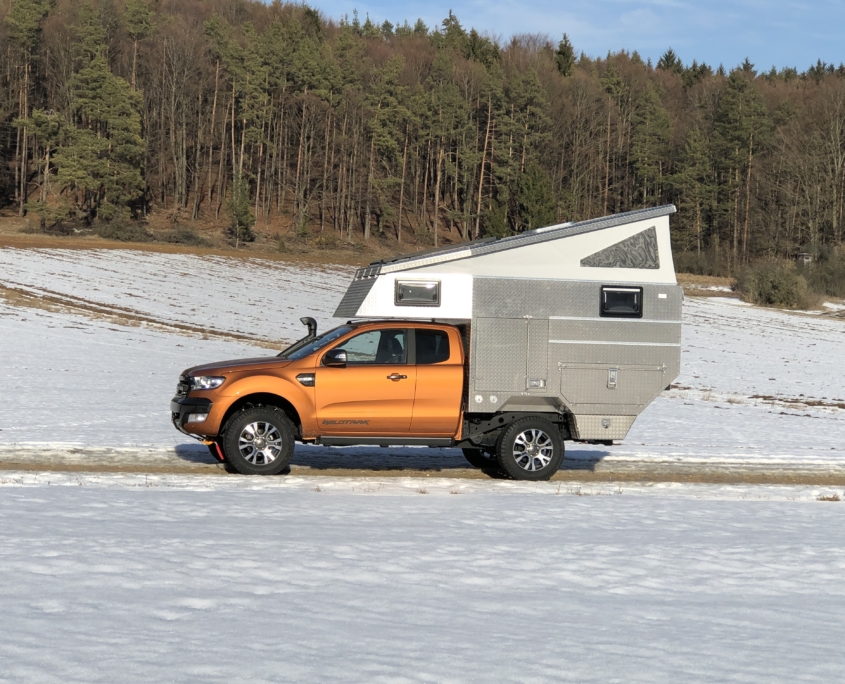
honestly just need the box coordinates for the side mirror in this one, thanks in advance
[322,349,347,368]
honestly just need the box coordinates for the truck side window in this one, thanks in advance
[332,329,407,364]
[416,329,450,364]
[600,286,643,318]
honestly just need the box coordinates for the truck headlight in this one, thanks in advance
[190,376,225,390]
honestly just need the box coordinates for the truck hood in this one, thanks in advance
[185,357,292,375]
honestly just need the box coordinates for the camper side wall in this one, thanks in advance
[468,277,682,440]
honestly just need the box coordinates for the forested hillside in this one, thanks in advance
[2,0,845,270]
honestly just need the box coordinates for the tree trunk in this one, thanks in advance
[742,132,754,262]
[207,60,220,210]
[433,144,444,247]
[398,125,408,242]
[474,96,492,239]
[364,132,375,240]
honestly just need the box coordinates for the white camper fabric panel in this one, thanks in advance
[411,216,676,284]
[355,272,473,319]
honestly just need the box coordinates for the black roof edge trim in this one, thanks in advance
[368,236,499,268]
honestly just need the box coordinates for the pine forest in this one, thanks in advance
[3,0,845,278]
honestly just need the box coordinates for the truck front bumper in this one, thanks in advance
[171,396,214,437]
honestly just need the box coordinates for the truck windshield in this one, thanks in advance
[281,325,353,360]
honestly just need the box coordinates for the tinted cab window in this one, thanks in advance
[416,329,450,364]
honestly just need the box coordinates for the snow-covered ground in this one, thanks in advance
[0,247,353,342]
[1,485,843,683]
[2,247,845,681]
[2,246,844,468]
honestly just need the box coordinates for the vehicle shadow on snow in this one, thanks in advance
[173,442,219,464]
[172,443,611,475]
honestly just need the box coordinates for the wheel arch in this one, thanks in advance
[219,393,303,438]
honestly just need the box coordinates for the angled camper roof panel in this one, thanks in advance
[377,204,676,274]
[333,205,678,318]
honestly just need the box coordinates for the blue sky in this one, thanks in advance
[315,0,845,72]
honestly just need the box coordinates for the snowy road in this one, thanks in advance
[1,485,843,683]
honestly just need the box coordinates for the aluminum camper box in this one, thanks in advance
[334,204,682,442]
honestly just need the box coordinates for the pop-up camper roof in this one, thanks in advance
[335,204,677,319]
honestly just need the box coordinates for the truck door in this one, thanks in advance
[316,328,416,434]
[409,327,464,435]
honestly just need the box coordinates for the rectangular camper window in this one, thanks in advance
[395,280,440,307]
[600,286,643,318]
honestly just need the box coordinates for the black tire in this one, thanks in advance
[495,416,564,481]
[462,447,497,470]
[221,407,295,475]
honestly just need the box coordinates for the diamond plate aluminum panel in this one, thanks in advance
[526,318,549,391]
[560,363,667,408]
[474,279,682,320]
[461,276,681,420]
[573,415,636,440]
[549,319,681,344]
[471,318,527,392]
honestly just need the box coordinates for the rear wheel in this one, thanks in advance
[221,407,295,475]
[496,417,564,481]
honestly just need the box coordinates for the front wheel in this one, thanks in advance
[221,407,295,475]
[496,417,564,481]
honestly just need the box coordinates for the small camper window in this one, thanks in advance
[395,280,440,307]
[600,286,643,318]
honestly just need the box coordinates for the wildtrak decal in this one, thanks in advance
[322,419,370,425]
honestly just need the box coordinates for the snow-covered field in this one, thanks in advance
[1,246,844,468]
[1,486,844,683]
[2,246,845,681]
[0,247,353,342]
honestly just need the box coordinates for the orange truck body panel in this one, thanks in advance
[176,322,466,441]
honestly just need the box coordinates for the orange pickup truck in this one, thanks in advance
[171,318,567,480]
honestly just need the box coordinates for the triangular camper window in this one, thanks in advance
[580,227,660,269]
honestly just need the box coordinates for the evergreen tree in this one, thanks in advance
[657,48,683,75]
[5,0,55,213]
[631,84,671,206]
[515,162,555,230]
[226,173,255,245]
[124,0,151,91]
[555,34,575,77]
[365,56,409,238]
[52,3,145,222]
[713,70,771,260]
[673,126,713,253]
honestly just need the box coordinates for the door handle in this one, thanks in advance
[386,373,408,381]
